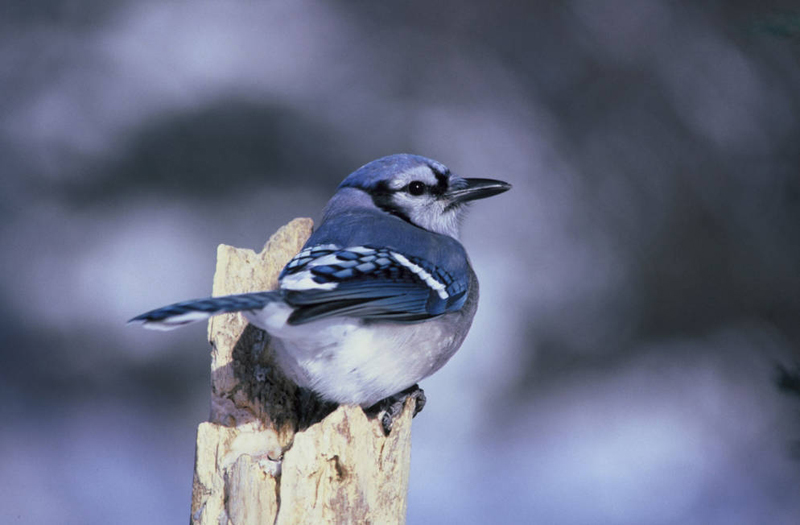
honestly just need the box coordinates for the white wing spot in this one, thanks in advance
[309,253,344,266]
[281,271,338,291]
[390,252,449,300]
[282,244,345,291]
[294,244,339,260]
[345,246,376,254]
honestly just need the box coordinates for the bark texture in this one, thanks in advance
[190,218,416,525]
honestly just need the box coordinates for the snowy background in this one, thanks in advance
[2,1,799,523]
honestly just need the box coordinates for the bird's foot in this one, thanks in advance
[365,384,427,435]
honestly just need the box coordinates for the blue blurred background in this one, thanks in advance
[2,1,800,523]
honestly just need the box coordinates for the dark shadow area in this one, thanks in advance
[0,0,120,29]
[223,323,338,432]
[776,363,800,458]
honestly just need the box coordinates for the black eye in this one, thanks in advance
[407,181,426,196]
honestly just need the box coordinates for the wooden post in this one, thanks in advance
[190,218,417,525]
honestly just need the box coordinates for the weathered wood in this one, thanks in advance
[190,218,416,525]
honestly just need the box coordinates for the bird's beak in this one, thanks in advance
[447,178,512,205]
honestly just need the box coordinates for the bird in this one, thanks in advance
[130,154,510,429]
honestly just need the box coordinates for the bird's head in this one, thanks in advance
[335,154,511,238]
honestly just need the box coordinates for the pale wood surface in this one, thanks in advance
[190,218,415,525]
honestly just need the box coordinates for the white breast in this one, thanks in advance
[243,304,460,406]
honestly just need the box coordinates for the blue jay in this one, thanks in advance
[131,154,510,425]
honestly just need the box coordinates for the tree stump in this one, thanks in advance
[190,218,416,525]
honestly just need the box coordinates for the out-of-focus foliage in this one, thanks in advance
[1,1,799,524]
[752,10,800,40]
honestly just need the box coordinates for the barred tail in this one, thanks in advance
[128,291,280,331]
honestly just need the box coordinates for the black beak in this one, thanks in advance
[447,178,512,205]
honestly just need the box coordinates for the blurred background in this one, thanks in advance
[2,1,800,523]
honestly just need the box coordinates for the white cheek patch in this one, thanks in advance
[405,199,460,239]
[390,252,449,300]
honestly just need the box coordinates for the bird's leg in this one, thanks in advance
[364,384,427,435]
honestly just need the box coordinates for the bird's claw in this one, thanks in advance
[366,384,427,435]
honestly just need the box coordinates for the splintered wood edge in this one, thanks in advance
[208,217,314,341]
[275,401,415,525]
[192,217,415,525]
[207,218,313,400]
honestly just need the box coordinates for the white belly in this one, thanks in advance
[244,303,459,406]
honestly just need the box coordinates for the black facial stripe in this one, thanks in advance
[431,172,449,196]
[369,182,412,223]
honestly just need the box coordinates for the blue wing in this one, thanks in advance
[278,245,469,324]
